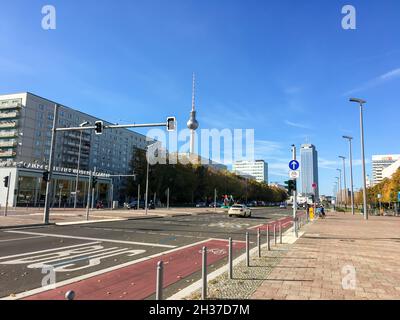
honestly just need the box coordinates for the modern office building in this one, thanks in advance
[382,158,400,180]
[0,92,152,207]
[300,144,319,199]
[232,160,268,183]
[372,154,400,185]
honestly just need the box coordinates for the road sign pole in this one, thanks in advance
[201,246,207,300]
[228,237,233,279]
[291,145,298,238]
[246,232,250,267]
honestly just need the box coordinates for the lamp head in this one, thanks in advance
[349,98,366,104]
[342,135,353,140]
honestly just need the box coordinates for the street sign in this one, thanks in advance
[289,160,299,171]
[289,170,300,179]
[312,182,317,189]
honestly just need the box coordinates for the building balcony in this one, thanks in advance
[0,130,18,138]
[0,103,21,110]
[0,121,18,129]
[0,140,17,148]
[0,150,16,158]
[0,111,19,119]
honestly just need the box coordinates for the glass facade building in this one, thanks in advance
[300,144,319,199]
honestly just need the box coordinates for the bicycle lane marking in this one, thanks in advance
[17,239,245,300]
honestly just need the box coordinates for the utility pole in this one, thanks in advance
[43,104,59,224]
[137,184,140,210]
[291,144,298,238]
[339,156,347,210]
[167,187,170,210]
[343,136,355,215]
[337,168,342,208]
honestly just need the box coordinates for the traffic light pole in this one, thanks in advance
[86,170,92,220]
[43,104,59,224]
[291,145,298,238]
[4,172,11,217]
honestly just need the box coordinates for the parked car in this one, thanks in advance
[126,200,155,210]
[195,202,207,208]
[209,202,223,208]
[228,204,252,217]
[279,203,287,209]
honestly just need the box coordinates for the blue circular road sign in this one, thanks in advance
[289,160,300,170]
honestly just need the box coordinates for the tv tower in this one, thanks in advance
[186,73,199,154]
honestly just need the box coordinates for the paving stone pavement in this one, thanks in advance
[252,212,400,300]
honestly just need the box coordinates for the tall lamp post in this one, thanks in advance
[74,121,90,208]
[349,98,368,220]
[339,156,347,210]
[336,168,342,208]
[145,142,159,215]
[343,136,355,215]
[335,176,340,208]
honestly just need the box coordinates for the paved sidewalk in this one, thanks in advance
[252,212,400,300]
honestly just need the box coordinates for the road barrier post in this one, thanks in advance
[228,237,233,279]
[246,232,250,267]
[267,226,270,251]
[257,228,261,257]
[202,246,207,300]
[274,224,277,245]
[279,223,282,244]
[156,261,164,300]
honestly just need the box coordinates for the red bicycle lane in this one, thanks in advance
[23,239,245,300]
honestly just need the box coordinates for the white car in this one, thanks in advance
[228,204,252,217]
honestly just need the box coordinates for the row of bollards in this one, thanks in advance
[154,217,309,300]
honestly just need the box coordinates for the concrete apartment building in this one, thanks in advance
[232,160,268,183]
[372,154,400,185]
[0,92,151,207]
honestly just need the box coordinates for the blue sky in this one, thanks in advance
[1,0,400,196]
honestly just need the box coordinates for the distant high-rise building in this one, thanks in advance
[300,144,319,199]
[372,154,400,185]
[232,160,268,183]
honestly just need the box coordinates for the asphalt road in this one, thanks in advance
[0,207,294,300]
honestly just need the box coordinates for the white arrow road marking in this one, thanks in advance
[5,230,176,248]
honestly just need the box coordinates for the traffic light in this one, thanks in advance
[91,176,98,188]
[3,176,9,188]
[94,121,104,135]
[42,170,50,182]
[166,117,176,132]
[284,179,297,194]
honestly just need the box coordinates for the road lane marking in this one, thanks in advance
[5,230,176,248]
[0,242,100,261]
[2,238,215,300]
[0,236,46,243]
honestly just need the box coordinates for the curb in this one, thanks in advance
[0,223,55,230]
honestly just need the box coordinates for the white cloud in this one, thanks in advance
[284,120,310,130]
[344,67,400,95]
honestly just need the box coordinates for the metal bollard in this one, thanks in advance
[156,261,163,300]
[273,224,277,245]
[65,290,75,300]
[279,223,282,244]
[246,232,250,267]
[257,228,261,258]
[228,237,233,279]
[267,226,270,251]
[202,246,207,300]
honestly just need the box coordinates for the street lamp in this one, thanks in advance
[74,121,90,208]
[349,98,368,220]
[145,142,159,215]
[343,136,355,215]
[339,156,347,210]
[336,168,342,208]
[335,177,340,208]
